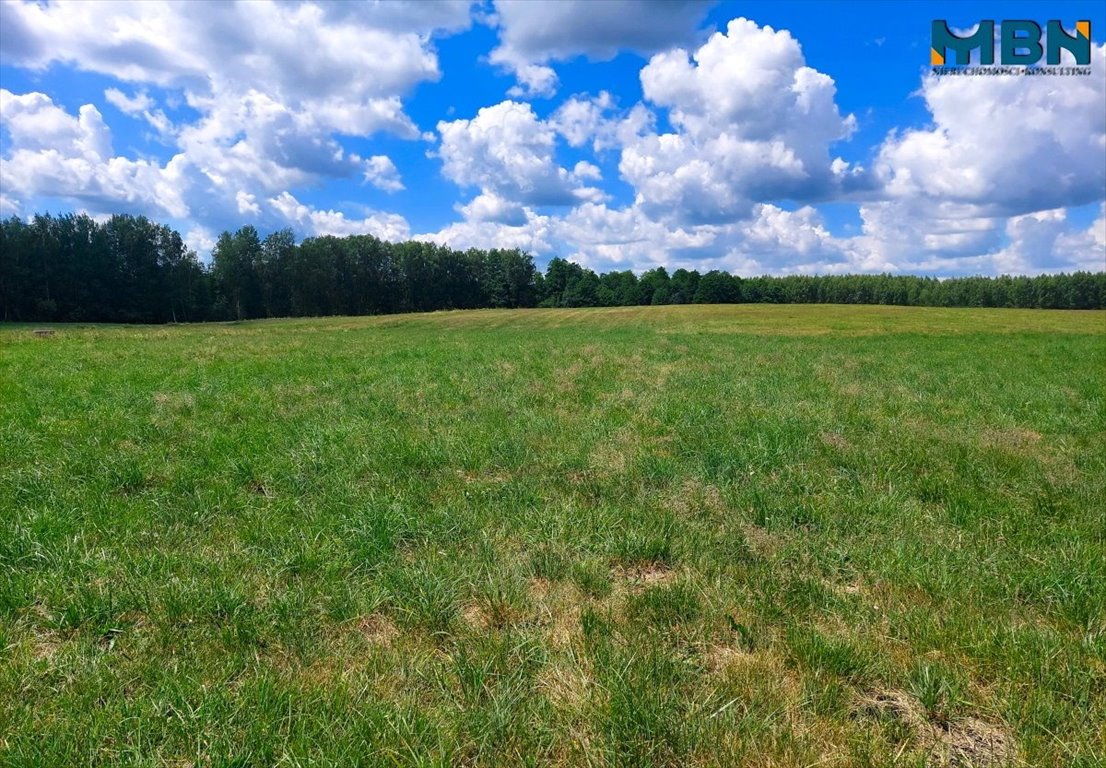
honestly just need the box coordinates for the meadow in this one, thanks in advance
[1,304,1103,767]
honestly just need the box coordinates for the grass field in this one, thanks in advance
[2,305,1104,767]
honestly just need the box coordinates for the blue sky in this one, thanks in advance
[1,0,1104,276]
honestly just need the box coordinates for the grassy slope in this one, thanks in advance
[1,305,1104,766]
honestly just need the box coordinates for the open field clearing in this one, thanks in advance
[1,305,1104,766]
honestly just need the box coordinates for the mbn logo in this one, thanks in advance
[931,20,1091,65]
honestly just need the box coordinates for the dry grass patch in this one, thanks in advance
[528,578,587,650]
[454,467,512,485]
[588,434,635,476]
[719,646,806,719]
[537,654,595,715]
[859,689,1019,768]
[830,579,865,599]
[611,562,679,594]
[27,626,65,663]
[357,613,399,648]
[459,602,485,630]
[820,431,851,450]
[668,478,727,518]
[700,642,755,674]
[978,426,1079,484]
[741,523,785,558]
[152,391,196,411]
[980,427,1042,453]
[291,613,404,688]
[936,717,1018,768]
[554,360,586,394]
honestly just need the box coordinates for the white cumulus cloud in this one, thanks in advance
[622,18,859,225]
[489,0,713,98]
[418,208,555,253]
[876,43,1106,216]
[0,0,468,251]
[269,192,411,241]
[456,193,528,226]
[856,41,1106,272]
[436,100,603,208]
[364,155,405,193]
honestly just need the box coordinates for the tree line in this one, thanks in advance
[2,212,1103,323]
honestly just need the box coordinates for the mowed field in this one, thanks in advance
[1,305,1104,767]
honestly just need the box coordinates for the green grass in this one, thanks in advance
[1,304,1104,766]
